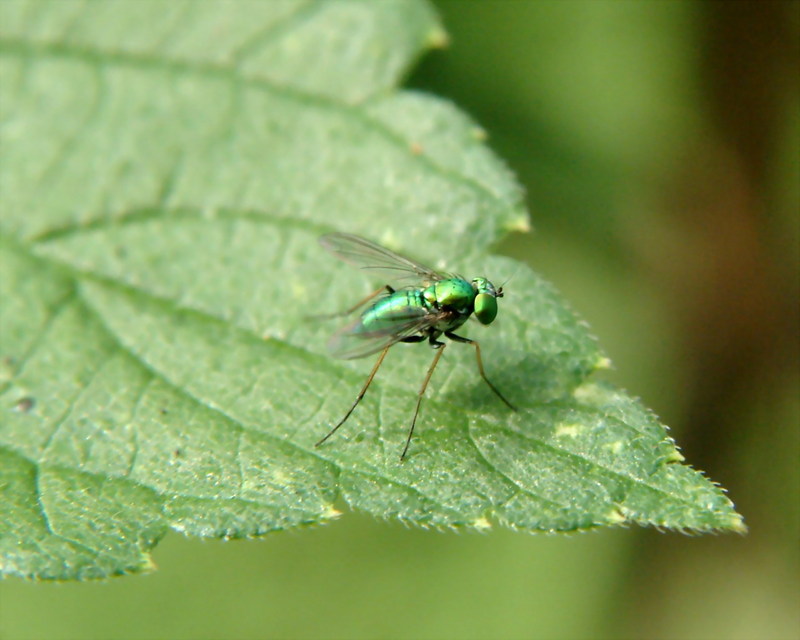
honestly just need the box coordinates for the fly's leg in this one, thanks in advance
[401,337,446,460]
[316,346,390,448]
[308,286,394,320]
[445,332,517,411]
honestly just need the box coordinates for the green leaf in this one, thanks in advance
[0,0,744,581]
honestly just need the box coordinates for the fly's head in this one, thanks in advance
[471,277,503,325]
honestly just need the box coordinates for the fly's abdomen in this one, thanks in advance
[359,290,429,334]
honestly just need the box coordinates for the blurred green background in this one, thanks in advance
[2,2,797,639]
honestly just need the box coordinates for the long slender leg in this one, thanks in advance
[401,343,446,460]
[316,346,390,447]
[445,332,517,411]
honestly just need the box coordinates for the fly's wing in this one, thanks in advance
[327,306,439,360]
[320,233,446,285]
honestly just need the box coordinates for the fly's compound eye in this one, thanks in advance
[474,292,498,325]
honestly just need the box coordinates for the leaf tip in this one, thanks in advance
[504,213,531,234]
[324,506,343,520]
[472,517,492,532]
[727,513,748,535]
[594,355,613,371]
[470,126,488,142]
[426,26,449,50]
[139,554,158,574]
[606,507,628,526]
[664,448,685,463]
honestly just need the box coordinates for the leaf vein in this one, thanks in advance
[490,422,709,512]
[0,286,76,396]
[229,0,320,65]
[0,39,510,215]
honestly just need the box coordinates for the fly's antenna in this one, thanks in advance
[499,266,522,291]
[493,266,521,297]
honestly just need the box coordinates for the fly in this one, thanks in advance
[316,232,516,459]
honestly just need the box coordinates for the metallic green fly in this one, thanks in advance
[316,233,516,459]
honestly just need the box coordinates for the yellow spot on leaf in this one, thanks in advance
[291,281,307,299]
[604,440,625,455]
[555,423,582,438]
[573,382,602,403]
[378,230,399,251]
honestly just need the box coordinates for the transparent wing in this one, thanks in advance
[327,308,442,360]
[320,233,446,284]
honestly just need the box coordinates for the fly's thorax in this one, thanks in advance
[423,278,475,312]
